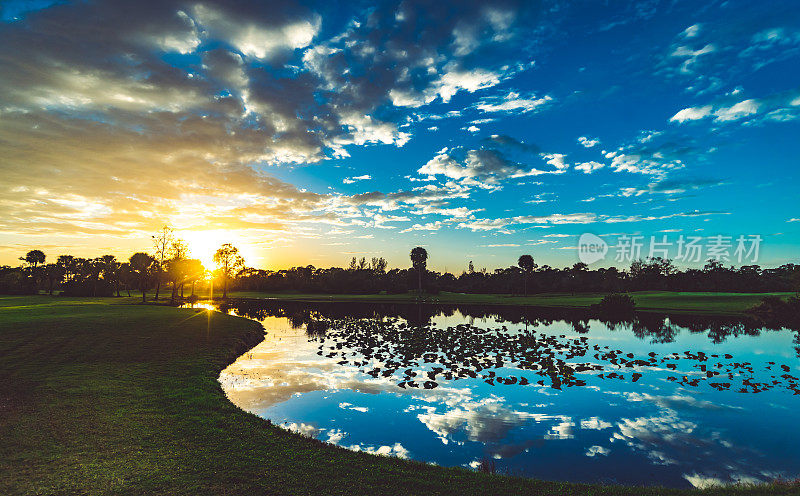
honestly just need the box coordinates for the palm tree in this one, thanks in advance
[517,254,536,296]
[410,247,428,295]
[129,252,155,302]
[20,250,46,291]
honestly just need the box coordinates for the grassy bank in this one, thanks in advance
[1,295,796,495]
[193,290,795,315]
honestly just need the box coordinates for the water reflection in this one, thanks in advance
[199,300,800,488]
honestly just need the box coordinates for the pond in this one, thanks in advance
[197,299,800,489]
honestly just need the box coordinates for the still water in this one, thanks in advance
[201,300,800,489]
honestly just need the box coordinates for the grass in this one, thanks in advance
[1,295,797,495]
[190,290,795,315]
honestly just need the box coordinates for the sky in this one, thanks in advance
[0,0,798,271]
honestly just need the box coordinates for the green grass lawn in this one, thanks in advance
[1,295,797,495]
[192,290,794,315]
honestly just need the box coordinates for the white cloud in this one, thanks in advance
[575,161,604,174]
[476,91,552,113]
[435,65,501,103]
[338,402,369,412]
[713,99,760,122]
[585,445,610,457]
[670,105,712,123]
[418,149,564,188]
[577,136,600,148]
[542,153,569,170]
[581,417,613,430]
[670,43,715,74]
[343,175,372,184]
[347,442,410,459]
[682,24,701,38]
[192,4,320,60]
[400,221,444,233]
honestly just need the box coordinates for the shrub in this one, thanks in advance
[747,296,800,328]
[592,292,636,317]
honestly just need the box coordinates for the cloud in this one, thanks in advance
[617,177,725,197]
[475,91,552,113]
[602,133,699,176]
[416,396,569,445]
[682,24,701,39]
[457,210,728,232]
[581,417,613,430]
[417,148,565,189]
[585,445,610,457]
[577,136,600,148]
[671,93,800,126]
[343,175,372,184]
[574,161,605,174]
[400,221,445,233]
[670,105,712,122]
[670,43,716,74]
[0,0,557,253]
[347,442,410,459]
[713,99,760,122]
[192,4,320,60]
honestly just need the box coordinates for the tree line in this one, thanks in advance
[0,227,244,302]
[238,248,799,295]
[2,240,798,298]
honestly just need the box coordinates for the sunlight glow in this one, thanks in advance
[179,230,259,270]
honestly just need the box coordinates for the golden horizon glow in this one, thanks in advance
[179,229,261,271]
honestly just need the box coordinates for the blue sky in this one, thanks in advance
[0,0,797,270]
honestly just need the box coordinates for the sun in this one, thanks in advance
[179,230,259,271]
[180,231,220,269]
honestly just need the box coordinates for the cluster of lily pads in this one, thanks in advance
[313,318,800,394]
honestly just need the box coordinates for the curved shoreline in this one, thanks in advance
[1,295,797,495]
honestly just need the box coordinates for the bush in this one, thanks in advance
[747,296,800,328]
[592,292,636,317]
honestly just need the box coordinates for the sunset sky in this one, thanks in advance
[1,0,798,271]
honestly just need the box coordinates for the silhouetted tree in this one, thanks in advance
[21,249,45,268]
[119,262,133,296]
[214,243,245,299]
[151,225,175,300]
[517,254,536,296]
[167,239,189,303]
[129,252,155,302]
[410,247,428,294]
[183,259,205,297]
[43,263,62,295]
[371,257,387,273]
[99,255,121,297]
[20,249,46,291]
[56,255,76,283]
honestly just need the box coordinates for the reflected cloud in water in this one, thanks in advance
[199,300,800,488]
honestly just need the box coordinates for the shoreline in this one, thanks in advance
[189,290,795,317]
[1,295,798,495]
